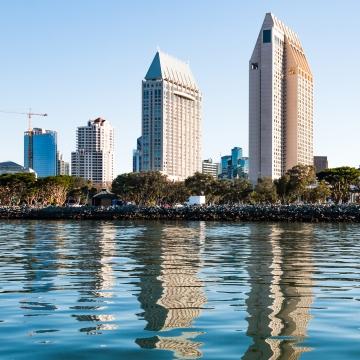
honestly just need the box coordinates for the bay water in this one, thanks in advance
[0,220,359,359]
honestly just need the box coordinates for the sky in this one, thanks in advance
[0,0,359,175]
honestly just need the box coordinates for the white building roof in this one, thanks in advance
[145,51,198,90]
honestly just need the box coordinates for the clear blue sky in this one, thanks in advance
[0,0,359,174]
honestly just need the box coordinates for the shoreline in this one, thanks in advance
[1,204,360,222]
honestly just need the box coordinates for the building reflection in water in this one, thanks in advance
[71,221,118,334]
[135,222,207,359]
[243,224,314,360]
[20,221,69,314]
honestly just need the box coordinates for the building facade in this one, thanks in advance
[24,128,57,177]
[202,159,219,179]
[249,13,313,184]
[314,156,328,174]
[140,51,202,181]
[71,118,114,186]
[57,152,70,176]
[220,147,249,179]
[132,136,142,173]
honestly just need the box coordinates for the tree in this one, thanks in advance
[274,174,291,204]
[210,179,232,204]
[0,173,36,205]
[163,181,189,205]
[317,167,360,203]
[112,172,169,205]
[184,172,215,197]
[252,177,278,203]
[306,180,331,204]
[286,165,316,202]
[275,165,316,203]
[223,178,253,204]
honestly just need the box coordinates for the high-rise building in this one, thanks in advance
[132,136,142,173]
[202,159,219,179]
[140,51,202,181]
[249,13,313,184]
[314,156,328,174]
[219,147,249,179]
[220,155,232,179]
[57,152,70,176]
[71,118,114,186]
[24,128,57,177]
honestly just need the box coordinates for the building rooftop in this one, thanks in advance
[145,51,198,90]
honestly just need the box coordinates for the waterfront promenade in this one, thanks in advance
[1,204,360,222]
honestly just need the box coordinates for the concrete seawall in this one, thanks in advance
[1,205,360,222]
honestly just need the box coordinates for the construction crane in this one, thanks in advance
[0,109,48,170]
[0,109,48,131]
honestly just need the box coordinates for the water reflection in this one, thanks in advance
[243,224,314,359]
[135,222,207,359]
[71,222,118,334]
[2,220,359,359]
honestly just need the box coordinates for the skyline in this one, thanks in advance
[0,1,359,175]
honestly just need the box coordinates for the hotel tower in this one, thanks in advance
[140,51,202,181]
[249,13,313,184]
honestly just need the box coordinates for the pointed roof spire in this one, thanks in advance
[144,50,198,90]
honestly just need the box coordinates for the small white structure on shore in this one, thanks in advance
[187,195,206,206]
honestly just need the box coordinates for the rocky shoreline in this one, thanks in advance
[1,204,360,222]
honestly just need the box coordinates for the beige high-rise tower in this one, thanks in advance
[141,51,202,181]
[249,13,313,184]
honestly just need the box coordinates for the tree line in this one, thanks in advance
[0,173,96,206]
[112,165,360,206]
[1,165,359,207]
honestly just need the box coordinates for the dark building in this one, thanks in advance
[314,156,328,174]
[133,136,142,172]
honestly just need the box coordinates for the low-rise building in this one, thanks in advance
[0,161,36,176]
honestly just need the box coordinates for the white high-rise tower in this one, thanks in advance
[141,51,202,181]
[71,118,114,186]
[249,13,313,184]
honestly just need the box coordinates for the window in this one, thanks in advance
[263,29,271,43]
[251,62,258,70]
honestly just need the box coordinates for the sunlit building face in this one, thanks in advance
[249,13,314,183]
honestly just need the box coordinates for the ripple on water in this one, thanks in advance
[0,220,359,359]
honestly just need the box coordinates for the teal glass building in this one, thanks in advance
[24,128,57,177]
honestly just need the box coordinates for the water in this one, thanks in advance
[0,221,359,360]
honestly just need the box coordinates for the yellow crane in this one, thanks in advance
[0,109,48,131]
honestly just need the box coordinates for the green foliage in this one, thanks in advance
[317,167,360,203]
[252,177,278,203]
[112,172,177,206]
[306,180,331,204]
[0,174,94,206]
[184,172,215,196]
[275,165,316,203]
[223,178,253,204]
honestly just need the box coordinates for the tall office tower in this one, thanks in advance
[71,118,114,186]
[141,51,202,181]
[56,152,70,176]
[24,128,57,177]
[249,13,314,184]
[132,136,142,173]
